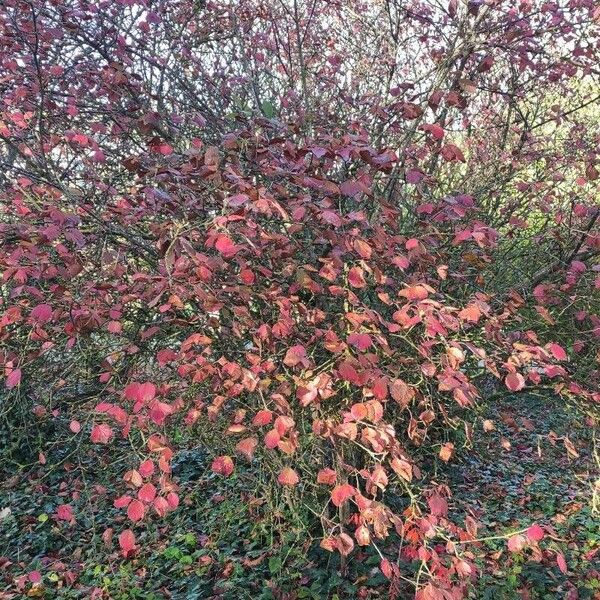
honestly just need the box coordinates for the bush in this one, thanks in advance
[1,1,598,596]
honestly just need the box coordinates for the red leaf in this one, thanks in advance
[157,349,178,365]
[354,525,371,546]
[149,400,173,426]
[347,333,372,351]
[392,255,410,270]
[317,468,337,485]
[526,523,545,542]
[138,483,157,503]
[507,534,527,552]
[158,142,173,155]
[214,234,239,257]
[399,284,430,301]
[340,179,363,197]
[336,532,355,556]
[127,499,145,522]
[55,504,73,521]
[167,492,179,509]
[114,495,133,509]
[69,420,81,433]
[389,379,414,407]
[338,361,360,384]
[556,552,568,574]
[347,266,366,288]
[458,304,482,323]
[353,239,372,259]
[240,269,255,284]
[427,493,448,517]
[277,467,300,486]
[90,424,113,444]
[236,437,258,460]
[421,123,445,140]
[118,529,136,558]
[405,169,424,184]
[30,303,53,323]
[350,403,368,421]
[211,455,234,476]
[505,372,525,391]
[390,458,413,482]
[6,368,21,389]
[138,460,155,478]
[264,429,281,449]
[28,571,42,584]
[331,484,355,507]
[123,469,143,488]
[252,410,273,427]
[548,343,567,361]
[439,442,454,462]
[372,377,388,400]
[380,558,393,579]
[441,143,465,162]
[124,382,156,404]
[153,496,169,517]
[283,345,307,367]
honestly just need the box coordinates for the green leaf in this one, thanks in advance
[261,101,275,118]
[268,556,282,573]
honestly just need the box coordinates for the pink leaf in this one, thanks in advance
[114,495,133,509]
[317,468,337,485]
[90,424,113,444]
[421,123,445,140]
[252,410,273,427]
[214,234,239,257]
[556,552,568,574]
[264,429,280,449]
[30,303,53,323]
[138,483,157,503]
[6,368,22,389]
[240,269,255,284]
[526,523,545,542]
[118,529,136,557]
[55,504,73,521]
[153,496,169,517]
[28,571,42,584]
[283,345,307,367]
[166,492,179,509]
[548,343,567,361]
[427,493,448,517]
[505,372,525,392]
[340,179,363,197]
[405,169,424,184]
[277,467,300,486]
[347,333,372,351]
[138,459,155,478]
[347,266,366,288]
[331,484,355,507]
[508,534,527,552]
[236,437,258,461]
[127,499,145,522]
[123,382,156,404]
[211,455,234,476]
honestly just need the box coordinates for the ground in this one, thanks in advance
[0,392,598,599]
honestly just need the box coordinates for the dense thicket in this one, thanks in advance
[1,1,599,596]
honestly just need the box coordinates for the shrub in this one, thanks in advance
[1,1,598,596]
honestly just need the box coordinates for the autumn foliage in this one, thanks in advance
[1,0,599,597]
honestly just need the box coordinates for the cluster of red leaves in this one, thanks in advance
[0,0,599,596]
